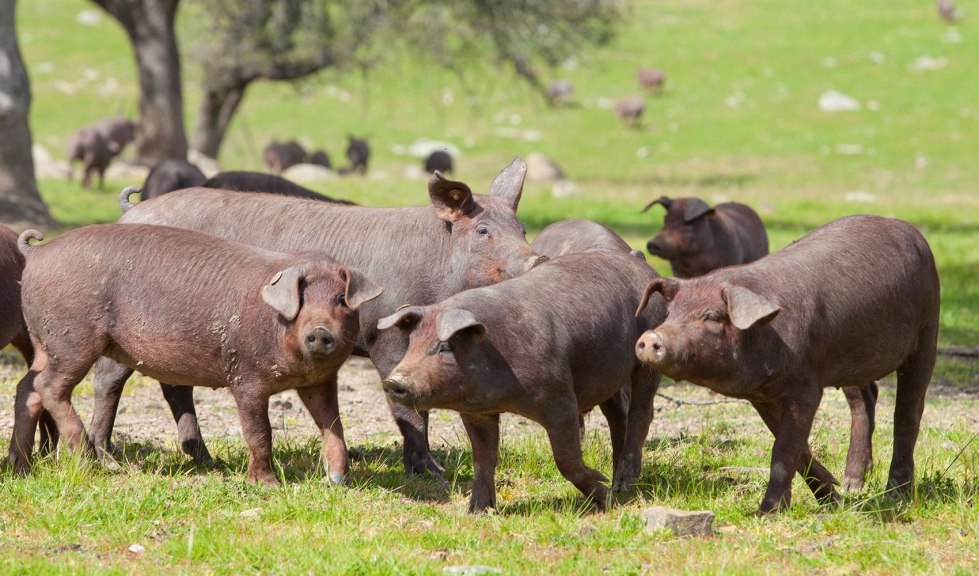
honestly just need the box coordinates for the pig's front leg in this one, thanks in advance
[297,377,348,485]
[231,385,279,486]
[460,413,500,513]
[613,365,662,492]
[540,400,609,509]
[841,382,878,492]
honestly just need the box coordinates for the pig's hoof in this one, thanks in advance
[328,471,347,485]
[841,476,865,493]
[249,472,282,487]
[406,453,445,479]
[8,455,31,476]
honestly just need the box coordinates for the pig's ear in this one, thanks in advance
[641,196,672,213]
[377,306,424,333]
[636,277,679,316]
[262,267,305,321]
[682,198,714,223]
[488,156,527,212]
[340,268,384,311]
[429,172,476,221]
[436,309,487,342]
[724,286,780,330]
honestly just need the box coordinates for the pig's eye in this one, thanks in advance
[435,341,454,356]
[476,226,490,237]
[703,312,722,323]
[335,293,348,308]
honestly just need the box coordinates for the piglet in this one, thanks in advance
[635,215,939,514]
[13,224,383,484]
[643,196,768,278]
[378,250,666,512]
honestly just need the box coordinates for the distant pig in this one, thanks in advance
[263,140,307,173]
[66,127,114,189]
[90,115,136,154]
[642,196,768,278]
[615,97,645,128]
[310,150,331,170]
[379,249,666,512]
[345,136,370,175]
[634,215,939,514]
[13,225,383,483]
[141,160,207,201]
[637,68,665,93]
[424,151,453,174]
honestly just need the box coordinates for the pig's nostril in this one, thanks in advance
[652,341,662,351]
[637,341,646,351]
[382,380,409,398]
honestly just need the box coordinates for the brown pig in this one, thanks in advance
[642,196,768,278]
[531,219,636,258]
[634,215,939,514]
[378,249,666,512]
[90,158,543,477]
[12,225,383,484]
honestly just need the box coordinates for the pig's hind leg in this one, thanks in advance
[841,382,878,492]
[297,376,348,485]
[540,399,610,509]
[30,348,99,460]
[612,365,661,492]
[598,392,627,478]
[460,413,500,513]
[160,383,212,465]
[886,327,937,498]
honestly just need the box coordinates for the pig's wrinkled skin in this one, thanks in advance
[0,227,59,462]
[643,196,768,278]
[13,224,382,484]
[379,250,667,512]
[91,158,542,477]
[635,215,939,514]
[141,160,207,201]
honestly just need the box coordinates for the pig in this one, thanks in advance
[263,140,307,173]
[615,96,645,128]
[642,196,769,278]
[12,224,383,483]
[531,219,635,258]
[202,171,352,204]
[310,150,331,170]
[88,158,543,476]
[637,68,665,93]
[424,151,453,175]
[66,127,114,189]
[0,227,58,460]
[90,115,136,154]
[378,249,666,512]
[341,137,370,175]
[938,0,958,22]
[634,215,939,514]
[141,160,207,201]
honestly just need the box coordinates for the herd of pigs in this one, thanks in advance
[6,154,939,516]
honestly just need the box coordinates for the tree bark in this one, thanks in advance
[92,0,187,165]
[191,80,248,159]
[0,0,57,231]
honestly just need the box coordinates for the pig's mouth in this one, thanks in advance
[382,374,433,411]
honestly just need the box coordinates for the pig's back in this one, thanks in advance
[531,220,632,257]
[716,202,768,262]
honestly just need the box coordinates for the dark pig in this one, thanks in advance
[378,250,666,512]
[424,151,453,175]
[0,227,58,466]
[642,196,768,278]
[202,171,352,204]
[634,215,939,514]
[91,115,136,154]
[310,150,331,170]
[263,140,306,173]
[141,160,207,201]
[345,136,370,175]
[66,127,114,189]
[13,225,382,483]
[93,158,543,477]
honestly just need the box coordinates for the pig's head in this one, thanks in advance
[262,263,384,370]
[634,277,781,386]
[377,305,501,412]
[430,156,546,293]
[642,196,716,266]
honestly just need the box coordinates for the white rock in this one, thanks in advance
[403,165,428,180]
[187,149,222,178]
[405,139,461,159]
[835,143,864,155]
[818,90,861,112]
[551,180,577,198]
[32,144,70,179]
[909,56,948,72]
[845,191,877,203]
[281,163,335,182]
[76,10,103,26]
[443,567,502,575]
[240,508,262,518]
[642,506,715,537]
[128,544,145,554]
[104,161,150,182]
[526,153,564,182]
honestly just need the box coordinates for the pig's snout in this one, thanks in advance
[382,373,413,404]
[647,237,664,256]
[635,331,667,365]
[303,326,337,359]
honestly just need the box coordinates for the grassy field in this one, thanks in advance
[8,0,979,573]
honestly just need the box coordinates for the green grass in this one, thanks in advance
[10,0,979,572]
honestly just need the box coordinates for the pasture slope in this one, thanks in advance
[3,0,977,573]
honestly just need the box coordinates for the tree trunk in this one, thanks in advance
[0,0,57,231]
[93,0,187,165]
[191,80,249,159]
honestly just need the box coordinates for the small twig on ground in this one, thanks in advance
[656,392,749,406]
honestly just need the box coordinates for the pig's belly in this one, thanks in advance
[104,344,230,389]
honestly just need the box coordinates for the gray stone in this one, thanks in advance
[642,506,715,537]
[526,153,564,182]
[443,566,502,575]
